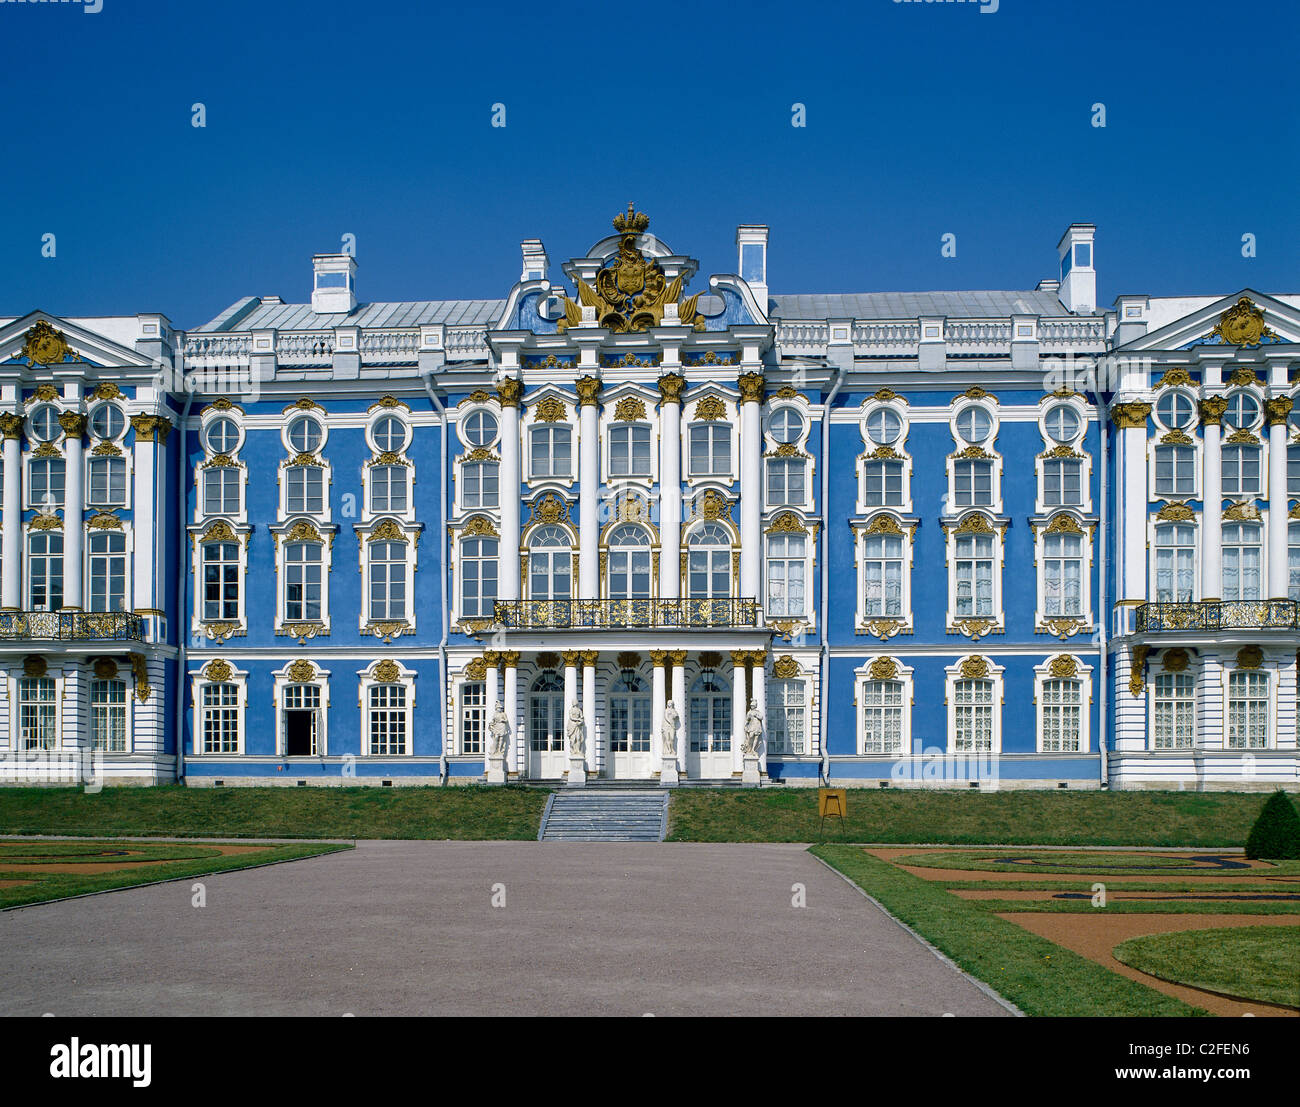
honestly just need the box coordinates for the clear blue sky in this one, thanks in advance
[1,0,1295,330]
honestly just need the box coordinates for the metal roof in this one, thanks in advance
[194,298,505,333]
[769,290,1083,320]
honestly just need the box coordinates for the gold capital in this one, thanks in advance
[1198,395,1228,424]
[1110,402,1151,429]
[501,650,521,667]
[561,650,583,667]
[57,411,87,438]
[0,413,23,439]
[575,376,601,407]
[737,372,765,405]
[580,649,599,666]
[649,649,668,667]
[657,373,686,404]
[668,649,687,666]
[1264,396,1293,426]
[497,378,523,408]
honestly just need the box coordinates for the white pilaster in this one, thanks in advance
[739,373,763,599]
[61,414,85,609]
[1201,405,1224,600]
[750,651,767,775]
[1114,403,1150,604]
[578,380,600,600]
[1267,408,1289,599]
[485,654,500,754]
[651,651,666,763]
[582,652,597,774]
[731,650,747,775]
[658,374,684,598]
[1,427,21,609]
[498,380,522,601]
[670,653,686,735]
[130,415,159,612]
[503,653,519,774]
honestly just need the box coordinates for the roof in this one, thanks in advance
[194,297,505,333]
[769,290,1082,320]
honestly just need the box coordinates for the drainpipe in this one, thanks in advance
[819,363,845,785]
[173,385,195,784]
[1097,388,1109,788]
[421,369,451,785]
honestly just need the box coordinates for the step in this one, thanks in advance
[538,791,669,843]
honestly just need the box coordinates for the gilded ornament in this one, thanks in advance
[773,442,799,457]
[873,389,899,402]
[668,649,687,666]
[864,618,903,639]
[697,652,722,670]
[1044,618,1086,641]
[57,411,86,437]
[32,442,61,458]
[575,376,602,407]
[368,395,409,412]
[1155,367,1193,389]
[1048,655,1078,679]
[23,655,48,679]
[863,515,904,536]
[1224,428,1260,446]
[464,657,488,680]
[1159,429,1194,445]
[30,514,62,531]
[1198,396,1228,424]
[205,659,233,683]
[1044,514,1084,534]
[92,441,123,457]
[953,445,992,460]
[1236,645,1263,671]
[616,651,641,671]
[556,205,703,334]
[370,519,405,543]
[580,649,599,666]
[954,618,995,640]
[561,650,583,667]
[693,395,726,421]
[533,493,568,525]
[287,521,323,543]
[954,514,995,535]
[649,649,669,667]
[204,623,239,642]
[1212,298,1276,347]
[869,657,898,682]
[1041,444,1081,459]
[775,386,799,400]
[737,373,766,405]
[286,452,320,467]
[729,649,750,667]
[465,447,495,462]
[536,652,560,670]
[373,660,401,683]
[286,398,322,412]
[463,516,499,538]
[87,512,123,530]
[500,650,520,666]
[773,655,800,680]
[962,387,994,402]
[869,445,900,460]
[34,384,59,402]
[0,413,24,439]
[202,520,237,543]
[613,395,648,422]
[1156,501,1196,522]
[496,379,523,408]
[465,389,494,406]
[767,512,807,534]
[95,382,124,401]
[374,451,407,466]
[1161,648,1190,673]
[93,658,119,681]
[533,395,567,423]
[1227,367,1261,387]
[657,374,686,404]
[20,321,73,365]
[287,659,317,683]
[960,656,989,680]
[1110,402,1151,429]
[1128,645,1150,697]
[1223,501,1262,522]
[697,489,729,521]
[1264,396,1293,426]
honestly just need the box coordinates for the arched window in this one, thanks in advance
[689,672,731,754]
[1154,524,1195,603]
[687,523,731,599]
[607,524,651,599]
[1222,523,1262,602]
[528,525,572,601]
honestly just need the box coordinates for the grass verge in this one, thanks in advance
[1113,926,1300,1008]
[811,843,1206,1016]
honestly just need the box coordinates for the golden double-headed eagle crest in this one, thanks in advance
[558,205,704,334]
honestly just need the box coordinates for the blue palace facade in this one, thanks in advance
[1,209,1298,791]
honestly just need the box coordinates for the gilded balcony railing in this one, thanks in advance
[0,611,145,642]
[494,597,761,630]
[1135,601,1300,633]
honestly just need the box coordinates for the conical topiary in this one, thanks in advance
[1244,790,1300,860]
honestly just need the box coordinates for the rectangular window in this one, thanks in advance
[766,680,806,755]
[201,682,239,754]
[91,678,128,753]
[530,426,572,479]
[689,424,731,477]
[862,680,904,754]
[369,684,408,755]
[864,461,904,507]
[953,679,994,752]
[1289,445,1300,498]
[1290,525,1300,602]
[28,532,64,611]
[863,535,904,618]
[369,540,408,621]
[1222,524,1262,602]
[462,461,499,509]
[461,681,486,755]
[1227,671,1268,749]
[610,425,651,477]
[1222,447,1261,497]
[766,533,806,617]
[766,458,806,507]
[89,457,128,507]
[286,466,325,514]
[371,465,408,514]
[953,460,993,507]
[1042,459,1083,507]
[1042,532,1083,618]
[1153,672,1195,750]
[1154,446,1195,497]
[88,531,128,613]
[19,676,58,751]
[1154,525,1195,603]
[1040,679,1081,752]
[203,468,240,515]
[954,533,994,617]
[29,458,66,510]
[285,543,323,622]
[461,537,498,618]
[202,542,240,621]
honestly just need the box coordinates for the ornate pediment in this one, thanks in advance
[1211,298,1278,347]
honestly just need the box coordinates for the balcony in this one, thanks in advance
[0,611,145,642]
[1135,601,1300,633]
[494,597,762,631]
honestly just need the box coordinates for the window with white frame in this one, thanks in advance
[18,675,57,750]
[372,415,407,454]
[28,531,63,610]
[530,425,572,479]
[28,457,65,510]
[953,460,993,507]
[282,683,321,756]
[370,465,408,514]
[766,679,806,755]
[607,524,652,599]
[1226,669,1268,748]
[368,684,408,755]
[203,468,240,515]
[766,532,806,617]
[1154,524,1196,603]
[89,403,126,441]
[863,532,905,618]
[1042,531,1084,618]
[1224,392,1260,431]
[527,526,571,601]
[461,681,486,755]
[462,461,499,508]
[202,541,240,621]
[1155,391,1195,431]
[462,409,498,447]
[687,523,731,599]
[955,406,994,444]
[88,531,128,613]
[1152,671,1195,750]
[368,540,408,621]
[287,415,323,453]
[91,678,128,752]
[88,457,127,507]
[204,416,240,454]
[200,682,240,754]
[689,423,731,477]
[865,408,904,448]
[460,536,498,618]
[609,424,651,477]
[768,407,805,444]
[1289,444,1300,497]
[1222,445,1262,497]
[954,533,995,617]
[1043,404,1082,443]
[1039,679,1082,752]
[1154,446,1195,497]
[766,457,806,507]
[284,541,323,622]
[286,466,325,514]
[1222,523,1262,602]
[861,680,904,754]
[864,460,904,507]
[28,406,59,443]
[1042,458,1083,507]
[952,679,995,753]
[1290,524,1300,602]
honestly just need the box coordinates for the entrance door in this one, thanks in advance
[608,675,653,779]
[283,684,320,756]
[527,672,567,778]
[687,672,732,779]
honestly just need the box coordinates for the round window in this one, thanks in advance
[373,415,407,453]
[287,416,323,453]
[1044,404,1081,442]
[1154,392,1195,430]
[30,405,60,442]
[768,407,805,444]
[205,416,240,454]
[89,404,126,440]
[865,408,903,445]
[464,410,498,447]
[1224,392,1260,430]
[955,405,992,443]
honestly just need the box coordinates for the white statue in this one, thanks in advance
[743,699,764,756]
[488,700,509,756]
[566,702,586,758]
[661,700,680,757]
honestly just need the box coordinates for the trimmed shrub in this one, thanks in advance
[1244,790,1300,860]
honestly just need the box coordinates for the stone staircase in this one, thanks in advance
[538,789,669,842]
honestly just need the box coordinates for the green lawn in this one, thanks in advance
[0,785,550,840]
[1113,926,1300,1008]
[669,789,1283,845]
[0,838,352,910]
[811,844,1206,1017]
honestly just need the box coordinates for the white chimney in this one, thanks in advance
[1056,224,1096,314]
[521,239,549,283]
[737,224,769,309]
[311,253,357,315]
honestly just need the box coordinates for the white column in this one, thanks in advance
[1266,400,1290,599]
[651,651,667,763]
[730,650,747,775]
[658,375,684,598]
[582,651,597,774]
[1,423,21,610]
[60,413,85,609]
[502,652,519,775]
[738,373,764,600]
[484,652,500,743]
[1113,403,1150,605]
[670,650,687,730]
[1200,399,1224,600]
[563,650,579,722]
[498,381,522,601]
[750,650,767,775]
[130,415,159,612]
[578,379,600,599]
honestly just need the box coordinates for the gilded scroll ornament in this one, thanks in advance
[287,659,316,683]
[613,396,648,422]
[534,395,567,423]
[1198,396,1228,424]
[205,659,232,683]
[1048,655,1078,679]
[1110,402,1151,429]
[657,374,686,404]
[694,395,726,421]
[373,660,401,683]
[773,655,800,679]
[869,657,898,681]
[960,656,989,680]
[496,379,523,408]
[1212,298,1276,347]
[738,373,765,404]
[20,321,73,365]
[575,376,602,407]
